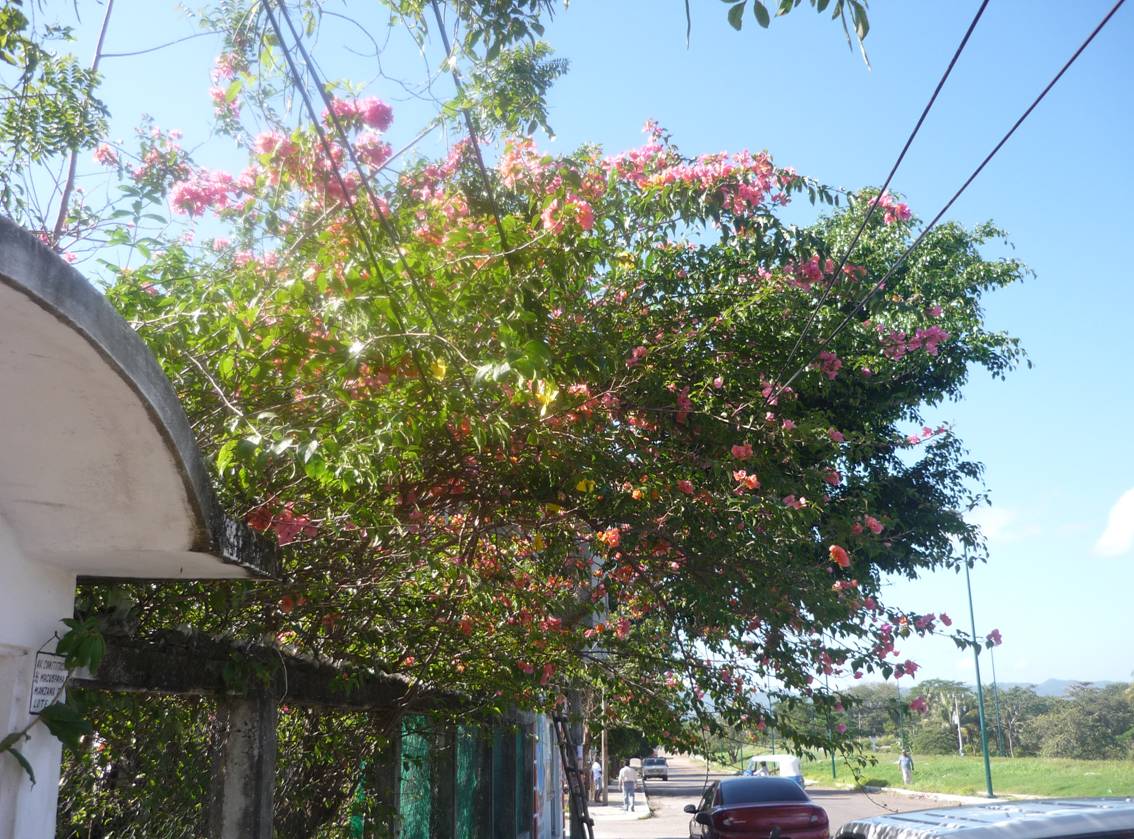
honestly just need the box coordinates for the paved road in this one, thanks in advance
[591,755,955,839]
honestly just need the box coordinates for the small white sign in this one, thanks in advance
[29,652,67,714]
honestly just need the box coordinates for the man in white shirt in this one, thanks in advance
[617,760,638,811]
[591,758,603,802]
[781,754,804,787]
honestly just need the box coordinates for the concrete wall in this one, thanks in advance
[0,511,75,839]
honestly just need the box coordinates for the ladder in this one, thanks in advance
[553,714,594,839]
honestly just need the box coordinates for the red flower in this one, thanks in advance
[828,544,851,568]
[677,479,695,496]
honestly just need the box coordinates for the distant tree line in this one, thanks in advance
[838,679,1134,760]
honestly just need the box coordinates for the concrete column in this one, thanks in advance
[207,692,277,839]
[0,513,75,839]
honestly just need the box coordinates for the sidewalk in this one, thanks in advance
[588,790,652,829]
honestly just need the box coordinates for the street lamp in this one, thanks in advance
[963,556,994,797]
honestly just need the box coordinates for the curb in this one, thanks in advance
[860,785,1008,805]
[805,776,1010,805]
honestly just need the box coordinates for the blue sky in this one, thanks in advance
[72,0,1133,685]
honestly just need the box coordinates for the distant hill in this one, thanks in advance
[995,678,1121,697]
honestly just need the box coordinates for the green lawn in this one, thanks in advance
[802,754,1134,797]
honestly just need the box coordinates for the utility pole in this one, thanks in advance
[964,558,994,797]
[989,644,1006,757]
[600,692,608,806]
[824,674,836,780]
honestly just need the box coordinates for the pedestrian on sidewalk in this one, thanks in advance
[617,759,638,812]
[591,758,603,803]
[898,750,914,785]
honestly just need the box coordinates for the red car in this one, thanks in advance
[684,776,829,839]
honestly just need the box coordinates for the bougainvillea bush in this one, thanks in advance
[35,2,1022,830]
[98,92,1021,717]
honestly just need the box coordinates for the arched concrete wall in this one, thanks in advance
[0,218,275,579]
[0,221,276,837]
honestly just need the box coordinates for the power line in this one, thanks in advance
[264,0,482,406]
[771,0,990,393]
[770,0,1127,404]
[271,0,448,337]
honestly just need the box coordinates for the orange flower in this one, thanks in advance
[828,544,851,568]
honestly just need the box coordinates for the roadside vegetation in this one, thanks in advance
[802,754,1134,798]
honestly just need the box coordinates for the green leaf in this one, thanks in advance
[727,2,746,30]
[851,0,870,40]
[40,702,91,752]
[5,747,35,785]
[216,439,238,474]
[753,1,771,27]
[224,78,242,103]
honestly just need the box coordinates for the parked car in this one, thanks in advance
[642,756,669,781]
[834,798,1134,839]
[685,776,829,839]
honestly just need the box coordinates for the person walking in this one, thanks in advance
[591,758,603,803]
[898,750,914,786]
[617,759,638,812]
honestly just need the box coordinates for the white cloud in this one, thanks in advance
[967,506,1018,542]
[1094,488,1134,558]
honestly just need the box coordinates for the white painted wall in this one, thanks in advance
[534,715,563,839]
[0,511,75,839]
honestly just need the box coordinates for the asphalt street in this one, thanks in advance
[591,754,956,839]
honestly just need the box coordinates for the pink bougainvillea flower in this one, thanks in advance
[836,722,847,734]
[864,515,883,535]
[675,385,693,424]
[877,190,912,224]
[677,479,694,496]
[828,428,845,443]
[987,628,1003,646]
[598,527,621,548]
[851,522,864,535]
[626,345,648,368]
[93,144,118,166]
[731,442,753,460]
[909,696,928,714]
[940,612,953,627]
[733,470,760,491]
[783,494,804,510]
[828,544,851,568]
[814,350,843,380]
[824,469,842,486]
[358,97,393,130]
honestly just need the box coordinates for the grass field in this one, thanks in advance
[801,753,1134,797]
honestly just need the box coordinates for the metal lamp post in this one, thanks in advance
[964,557,994,797]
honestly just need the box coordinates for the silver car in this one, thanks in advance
[836,798,1134,839]
[642,756,669,781]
